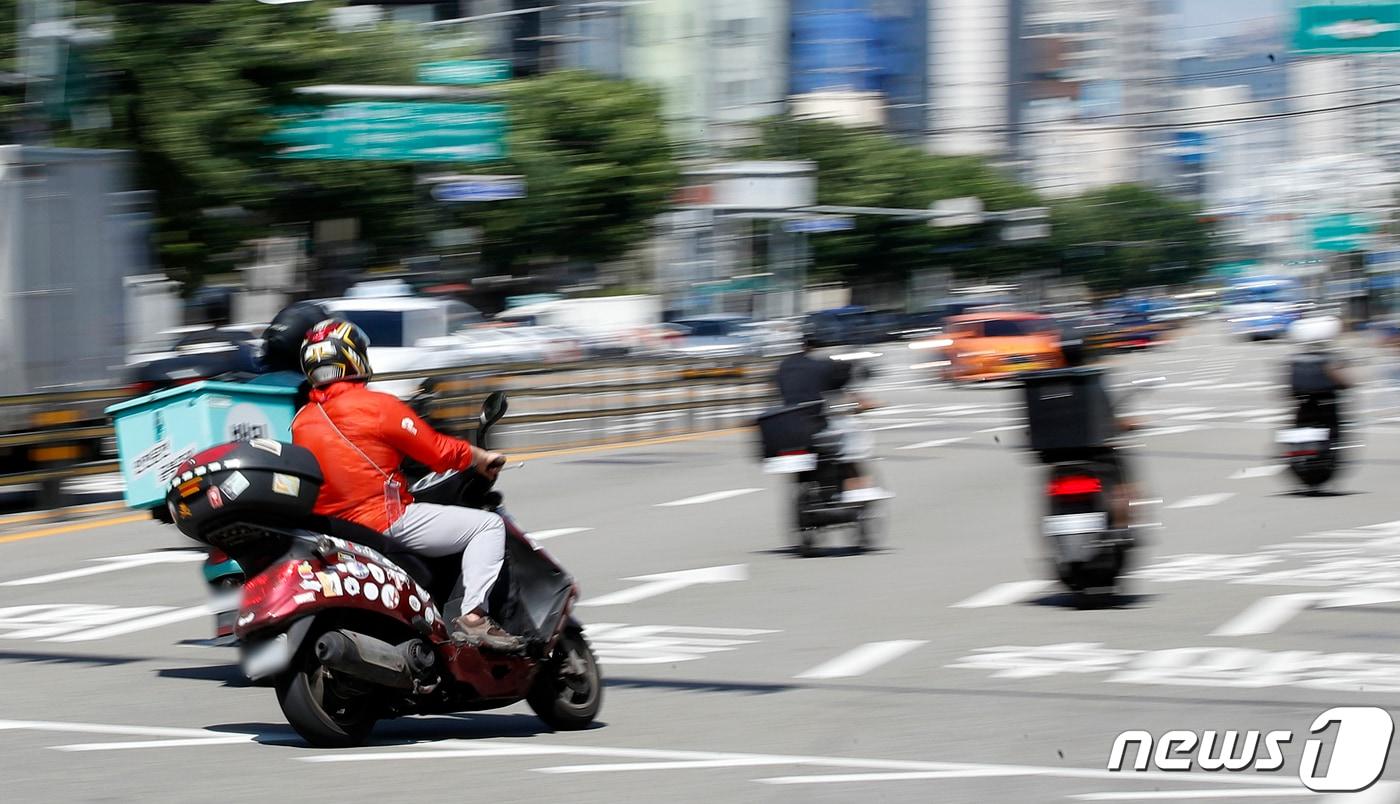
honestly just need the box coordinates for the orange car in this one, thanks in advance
[942,312,1064,382]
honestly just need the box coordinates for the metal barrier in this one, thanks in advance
[0,355,779,509]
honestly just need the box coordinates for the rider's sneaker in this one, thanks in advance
[452,616,525,653]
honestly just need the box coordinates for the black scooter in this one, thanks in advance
[757,401,882,557]
[1278,394,1346,492]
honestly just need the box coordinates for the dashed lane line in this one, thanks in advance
[1166,493,1235,509]
[655,489,763,507]
[951,580,1053,609]
[794,640,927,680]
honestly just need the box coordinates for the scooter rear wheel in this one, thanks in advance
[528,628,602,731]
[276,634,380,748]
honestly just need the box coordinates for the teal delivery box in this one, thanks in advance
[107,381,298,509]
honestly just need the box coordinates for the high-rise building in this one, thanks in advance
[1018,0,1175,195]
[625,0,788,149]
[926,0,1026,158]
[788,0,929,139]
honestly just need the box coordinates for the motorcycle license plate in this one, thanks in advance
[764,453,817,474]
[242,632,291,681]
[1043,512,1107,536]
[1277,428,1330,444]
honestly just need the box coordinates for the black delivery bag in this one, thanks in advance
[755,401,826,459]
[1022,367,1116,455]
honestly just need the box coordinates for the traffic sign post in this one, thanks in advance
[270,102,508,162]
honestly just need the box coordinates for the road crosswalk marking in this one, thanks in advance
[795,640,927,679]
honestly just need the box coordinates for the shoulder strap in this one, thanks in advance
[315,403,393,480]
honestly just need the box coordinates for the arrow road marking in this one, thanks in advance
[655,489,762,507]
[795,640,927,679]
[1,552,206,587]
[577,564,748,607]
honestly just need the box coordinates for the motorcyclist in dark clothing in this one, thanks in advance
[775,333,887,503]
[1287,316,1351,442]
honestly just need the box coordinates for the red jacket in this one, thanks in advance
[292,382,479,532]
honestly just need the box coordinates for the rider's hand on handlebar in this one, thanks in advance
[477,451,508,480]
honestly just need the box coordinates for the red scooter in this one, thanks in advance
[165,392,601,747]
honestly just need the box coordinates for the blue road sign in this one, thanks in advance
[783,216,855,234]
[431,179,526,202]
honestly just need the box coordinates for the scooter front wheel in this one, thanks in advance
[528,628,602,731]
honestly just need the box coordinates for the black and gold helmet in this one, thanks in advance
[300,319,373,387]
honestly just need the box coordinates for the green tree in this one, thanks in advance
[1049,185,1213,291]
[53,1,430,285]
[746,116,1044,287]
[461,70,680,272]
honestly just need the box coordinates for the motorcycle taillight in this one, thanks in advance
[1048,476,1102,497]
[240,561,300,613]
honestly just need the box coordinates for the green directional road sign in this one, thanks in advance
[1312,213,1372,252]
[417,60,513,85]
[270,102,507,162]
[1295,3,1400,53]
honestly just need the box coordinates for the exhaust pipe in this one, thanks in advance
[315,630,429,691]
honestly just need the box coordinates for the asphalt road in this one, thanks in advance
[3,321,1400,803]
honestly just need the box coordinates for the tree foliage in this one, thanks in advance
[1049,185,1213,291]
[28,7,677,286]
[448,70,680,271]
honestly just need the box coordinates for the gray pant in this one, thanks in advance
[388,503,506,617]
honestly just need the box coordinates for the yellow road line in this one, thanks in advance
[515,427,750,461]
[0,428,753,545]
[0,500,125,527]
[0,513,149,545]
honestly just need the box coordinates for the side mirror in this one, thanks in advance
[481,391,508,428]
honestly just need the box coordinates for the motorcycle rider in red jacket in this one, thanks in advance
[291,319,523,652]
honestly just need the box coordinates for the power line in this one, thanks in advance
[926,95,1400,136]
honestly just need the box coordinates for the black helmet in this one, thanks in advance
[301,318,373,387]
[263,302,330,373]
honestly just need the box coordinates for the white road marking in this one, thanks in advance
[578,564,748,607]
[951,580,1052,609]
[529,528,593,541]
[1073,790,1315,800]
[1137,425,1207,437]
[0,605,170,641]
[56,736,256,752]
[655,488,762,507]
[870,421,938,432]
[759,769,1037,784]
[1167,493,1235,509]
[48,604,214,642]
[0,719,224,739]
[795,640,927,680]
[1210,592,1333,636]
[898,437,968,450]
[295,739,1304,791]
[0,552,205,587]
[1228,465,1284,480]
[975,425,1023,434]
[539,758,792,774]
[583,623,775,664]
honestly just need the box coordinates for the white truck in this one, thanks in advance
[495,295,663,353]
[0,146,162,474]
